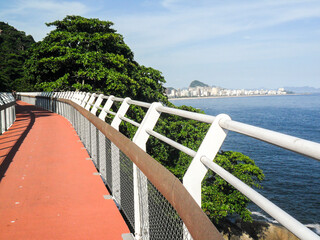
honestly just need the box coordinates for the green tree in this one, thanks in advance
[202,151,264,223]
[24,15,167,103]
[0,22,35,91]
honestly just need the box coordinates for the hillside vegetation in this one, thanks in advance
[0,22,35,91]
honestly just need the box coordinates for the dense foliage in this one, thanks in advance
[24,16,167,104]
[203,151,264,223]
[4,16,264,224]
[0,22,35,91]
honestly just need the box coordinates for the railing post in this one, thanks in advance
[98,96,114,120]
[85,93,97,111]
[132,102,162,240]
[108,98,131,212]
[111,98,130,130]
[81,93,91,108]
[91,94,104,115]
[85,93,99,166]
[49,92,55,112]
[183,114,231,206]
[71,91,81,104]
[69,91,74,100]
[96,95,114,186]
[0,98,4,134]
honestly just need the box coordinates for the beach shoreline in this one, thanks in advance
[168,93,305,101]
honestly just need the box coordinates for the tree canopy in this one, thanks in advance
[0,22,35,91]
[24,15,168,103]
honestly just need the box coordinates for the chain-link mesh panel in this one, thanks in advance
[87,122,94,158]
[90,122,97,163]
[74,110,79,132]
[85,118,90,151]
[79,114,84,141]
[104,136,113,191]
[147,180,184,239]
[98,131,107,181]
[119,150,135,231]
[83,116,87,143]
[138,169,149,239]
[83,116,89,149]
[94,127,99,168]
[79,114,83,141]
[112,143,121,207]
[75,110,79,132]
[81,115,86,143]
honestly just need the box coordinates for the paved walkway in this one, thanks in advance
[0,101,130,240]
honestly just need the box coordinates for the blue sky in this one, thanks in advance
[1,0,320,89]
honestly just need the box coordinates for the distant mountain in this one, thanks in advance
[284,86,320,93]
[189,80,209,88]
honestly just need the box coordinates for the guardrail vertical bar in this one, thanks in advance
[85,93,97,111]
[78,92,86,105]
[84,93,98,163]
[181,114,230,239]
[111,98,130,130]
[0,97,3,134]
[72,91,80,104]
[109,98,131,210]
[97,95,114,183]
[183,114,231,206]
[81,93,91,108]
[98,96,114,120]
[49,92,54,112]
[132,102,162,240]
[91,94,104,115]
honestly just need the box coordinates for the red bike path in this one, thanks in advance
[0,101,130,239]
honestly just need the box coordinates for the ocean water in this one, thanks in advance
[171,94,320,234]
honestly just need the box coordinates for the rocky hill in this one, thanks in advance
[189,80,209,88]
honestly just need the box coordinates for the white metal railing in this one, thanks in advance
[18,91,320,240]
[0,93,16,134]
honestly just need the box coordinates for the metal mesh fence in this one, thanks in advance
[146,179,184,239]
[98,131,107,181]
[90,122,98,166]
[119,150,135,230]
[85,118,90,151]
[112,143,121,206]
[105,136,113,192]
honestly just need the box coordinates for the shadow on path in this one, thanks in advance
[0,102,36,181]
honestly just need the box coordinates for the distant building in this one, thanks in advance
[166,84,288,99]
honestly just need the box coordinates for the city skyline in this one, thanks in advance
[1,0,320,89]
[166,84,288,98]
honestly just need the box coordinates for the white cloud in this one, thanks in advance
[0,0,89,40]
[114,0,320,53]
[1,0,88,17]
